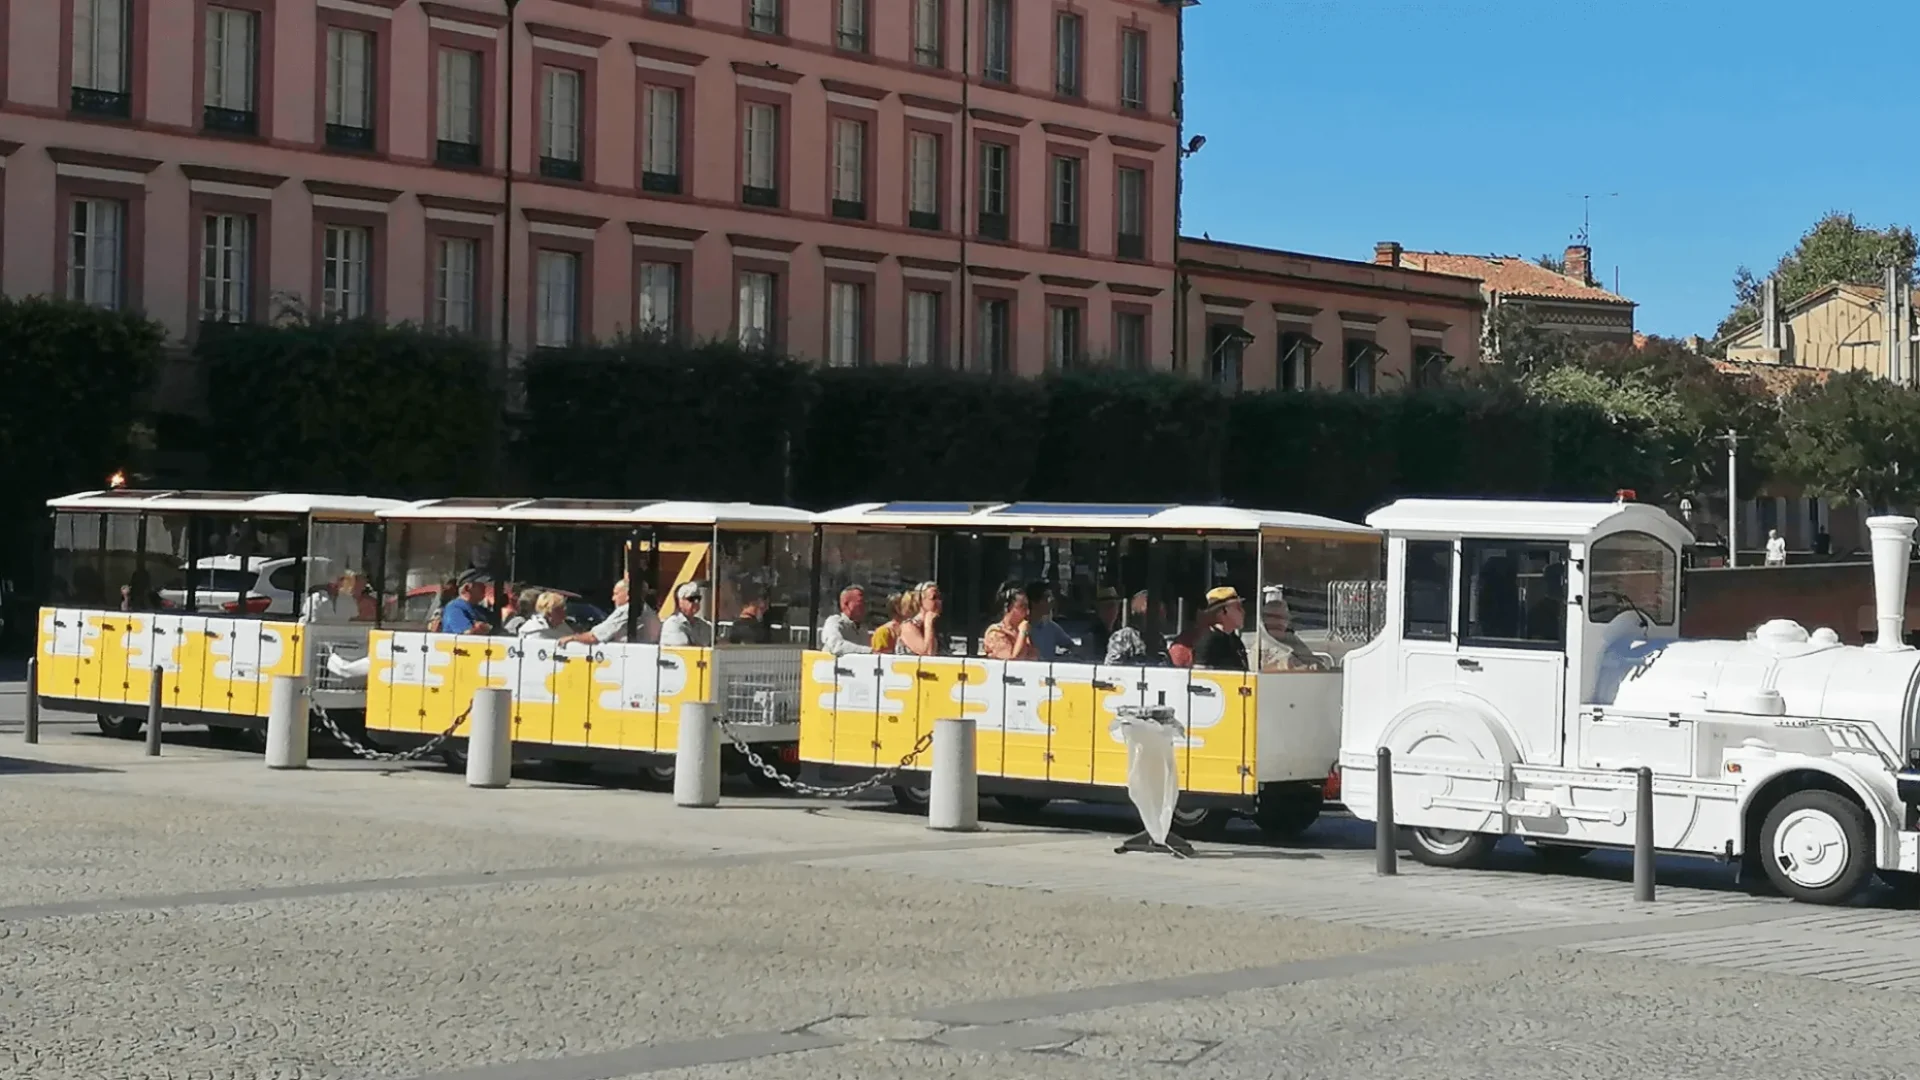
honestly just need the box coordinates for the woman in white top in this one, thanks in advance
[518,591,571,639]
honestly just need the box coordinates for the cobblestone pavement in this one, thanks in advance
[7,691,1920,1079]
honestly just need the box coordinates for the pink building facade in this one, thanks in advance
[0,0,1183,370]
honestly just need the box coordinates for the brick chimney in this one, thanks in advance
[1374,242,1402,268]
[1564,244,1592,286]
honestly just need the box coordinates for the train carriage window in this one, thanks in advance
[1588,531,1677,626]
[1459,539,1571,648]
[1402,540,1453,641]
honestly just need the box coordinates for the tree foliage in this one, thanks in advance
[1717,212,1919,341]
[1764,371,1920,512]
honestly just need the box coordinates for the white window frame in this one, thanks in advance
[201,212,253,323]
[909,132,939,218]
[743,103,777,191]
[637,261,678,336]
[979,142,1009,216]
[535,249,580,348]
[68,197,126,310]
[1120,28,1147,109]
[324,27,374,130]
[437,48,480,147]
[204,6,258,113]
[1051,156,1080,228]
[72,0,131,94]
[982,0,1011,81]
[737,270,775,350]
[1049,305,1081,370]
[835,0,867,52]
[829,281,864,367]
[906,290,940,367]
[320,224,372,318]
[1054,11,1082,97]
[747,0,780,34]
[912,0,943,67]
[642,86,680,179]
[434,236,478,333]
[832,118,865,205]
[541,66,583,165]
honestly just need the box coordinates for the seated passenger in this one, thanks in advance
[1258,586,1328,672]
[500,585,539,635]
[1024,581,1075,660]
[870,591,912,654]
[1085,586,1122,661]
[820,585,872,655]
[726,589,774,645]
[897,582,946,656]
[1193,587,1250,672]
[981,580,1038,661]
[659,582,714,647]
[304,570,375,624]
[518,591,571,639]
[560,577,659,646]
[437,570,497,635]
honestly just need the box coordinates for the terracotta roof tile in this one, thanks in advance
[1712,359,1832,395]
[1399,251,1634,305]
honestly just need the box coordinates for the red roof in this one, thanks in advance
[1712,359,1832,395]
[1399,251,1634,305]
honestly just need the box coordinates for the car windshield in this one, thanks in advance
[186,569,257,592]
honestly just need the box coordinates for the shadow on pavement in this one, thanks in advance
[0,755,120,776]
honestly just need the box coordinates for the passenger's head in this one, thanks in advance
[510,586,538,614]
[1205,586,1246,633]
[456,569,489,603]
[1262,585,1291,632]
[611,577,631,607]
[917,581,942,616]
[536,590,568,626]
[674,581,705,617]
[1024,581,1054,621]
[839,585,866,622]
[1096,586,1121,627]
[887,592,915,623]
[997,580,1030,623]
[737,587,767,617]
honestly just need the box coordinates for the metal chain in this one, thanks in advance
[718,719,933,798]
[310,702,470,763]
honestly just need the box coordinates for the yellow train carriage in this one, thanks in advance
[801,501,1381,838]
[364,498,815,781]
[35,489,402,745]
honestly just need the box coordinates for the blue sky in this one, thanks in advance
[1178,0,1920,337]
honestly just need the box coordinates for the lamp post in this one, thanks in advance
[500,0,521,354]
[1161,0,1201,373]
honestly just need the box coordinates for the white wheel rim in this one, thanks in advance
[1417,828,1473,856]
[1773,808,1850,889]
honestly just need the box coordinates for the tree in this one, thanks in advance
[1716,212,1919,341]
[1765,371,1920,512]
[1536,252,1567,274]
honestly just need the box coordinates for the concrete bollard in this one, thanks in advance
[145,665,164,757]
[1375,745,1397,876]
[673,701,721,808]
[928,718,979,832]
[265,675,309,770]
[465,688,513,789]
[1633,765,1656,902]
[23,656,39,745]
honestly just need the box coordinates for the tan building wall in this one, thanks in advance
[1723,285,1898,377]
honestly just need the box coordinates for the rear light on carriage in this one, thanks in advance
[221,596,273,614]
[1616,489,1637,502]
[779,745,800,764]
[1323,763,1342,802]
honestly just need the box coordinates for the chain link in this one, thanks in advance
[310,702,470,763]
[718,719,933,798]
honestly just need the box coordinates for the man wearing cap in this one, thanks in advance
[659,581,714,647]
[1258,586,1327,672]
[438,569,498,635]
[1193,586,1250,672]
[1085,585,1123,661]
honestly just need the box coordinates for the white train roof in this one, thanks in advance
[47,489,404,518]
[378,497,813,530]
[1367,498,1694,545]
[813,501,1376,537]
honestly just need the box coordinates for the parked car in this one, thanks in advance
[157,556,336,617]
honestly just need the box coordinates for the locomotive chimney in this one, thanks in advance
[1867,515,1919,650]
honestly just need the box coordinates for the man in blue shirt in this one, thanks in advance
[438,569,498,635]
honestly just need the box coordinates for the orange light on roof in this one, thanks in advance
[1616,489,1637,502]
[107,470,127,489]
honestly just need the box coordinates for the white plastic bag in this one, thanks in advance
[1111,708,1184,846]
[327,653,372,681]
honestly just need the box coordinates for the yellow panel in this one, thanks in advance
[997,659,1053,782]
[827,653,889,768]
[1043,660,1101,785]
[167,616,211,713]
[37,608,87,701]
[210,619,264,718]
[653,647,714,755]
[89,611,134,705]
[70,610,109,704]
[364,630,400,733]
[594,642,661,752]
[416,636,465,738]
[797,649,840,765]
[871,654,924,769]
[510,639,561,745]
[121,614,157,707]
[1185,670,1256,795]
[547,646,598,747]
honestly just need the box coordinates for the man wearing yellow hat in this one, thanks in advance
[1193,586,1250,671]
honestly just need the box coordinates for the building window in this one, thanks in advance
[1049,156,1081,251]
[908,132,940,231]
[1413,344,1452,389]
[71,0,132,117]
[835,0,867,53]
[68,197,125,310]
[1048,305,1081,370]
[535,250,580,348]
[1116,166,1146,260]
[1114,311,1147,370]
[203,6,259,135]
[436,49,481,167]
[982,0,1011,83]
[976,296,1011,374]
[540,67,584,182]
[906,290,940,366]
[742,102,779,207]
[1343,339,1381,393]
[324,27,375,151]
[1120,28,1147,110]
[320,224,372,318]
[1053,12,1082,97]
[638,261,678,337]
[641,86,681,194]
[648,0,684,13]
[747,0,780,35]
[434,237,478,333]
[200,213,253,323]
[828,281,864,367]
[831,118,866,220]
[1279,331,1320,390]
[1207,323,1248,391]
[737,270,775,349]
[977,141,1010,241]
[912,0,943,67]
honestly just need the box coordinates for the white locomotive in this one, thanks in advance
[1336,494,1920,905]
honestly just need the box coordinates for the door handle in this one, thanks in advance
[1456,658,1481,671]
